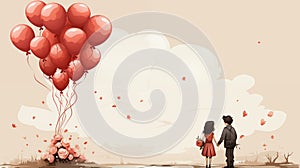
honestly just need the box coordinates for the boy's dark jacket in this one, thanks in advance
[218,125,237,148]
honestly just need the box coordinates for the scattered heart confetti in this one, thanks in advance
[83,141,88,145]
[267,111,274,117]
[99,97,102,100]
[36,134,39,138]
[117,96,121,100]
[260,119,266,126]
[23,136,27,140]
[140,99,143,103]
[182,76,186,81]
[69,137,72,141]
[263,144,267,147]
[242,110,248,117]
[240,135,245,139]
[26,144,28,147]
[11,123,16,128]
[43,140,47,142]
[236,99,239,102]
[42,101,45,104]
[112,104,116,108]
[127,115,131,120]
[94,91,97,94]
[258,41,261,44]
[64,129,68,133]
[264,148,267,151]
[49,123,52,126]
[92,151,95,154]
[32,116,36,120]
[38,149,42,153]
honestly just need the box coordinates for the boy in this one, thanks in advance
[217,115,237,168]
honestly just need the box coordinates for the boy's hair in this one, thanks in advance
[222,115,233,125]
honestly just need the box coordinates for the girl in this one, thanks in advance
[201,121,217,168]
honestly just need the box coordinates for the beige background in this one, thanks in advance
[1,0,299,164]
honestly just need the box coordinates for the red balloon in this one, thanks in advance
[39,57,57,76]
[42,28,59,46]
[52,71,69,91]
[83,15,112,46]
[66,60,84,81]
[49,43,71,69]
[25,1,46,27]
[62,28,87,55]
[58,23,71,43]
[41,3,66,34]
[30,36,50,59]
[80,44,101,70]
[67,3,90,28]
[10,24,35,54]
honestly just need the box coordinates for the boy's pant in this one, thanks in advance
[225,148,234,168]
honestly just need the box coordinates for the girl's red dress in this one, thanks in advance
[201,132,216,157]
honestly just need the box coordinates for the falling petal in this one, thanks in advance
[12,123,17,128]
[267,111,274,117]
[260,119,266,126]
[83,141,88,145]
[242,110,248,117]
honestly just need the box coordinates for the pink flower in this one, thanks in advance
[61,139,70,148]
[58,148,69,159]
[78,154,86,163]
[50,139,57,146]
[68,154,74,161]
[41,153,49,160]
[49,146,57,155]
[55,142,62,148]
[48,154,55,163]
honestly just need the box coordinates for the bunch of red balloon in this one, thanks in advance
[10,1,112,162]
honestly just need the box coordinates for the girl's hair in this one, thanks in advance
[203,121,215,135]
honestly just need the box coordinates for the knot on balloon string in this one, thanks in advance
[39,27,44,31]
[26,51,31,56]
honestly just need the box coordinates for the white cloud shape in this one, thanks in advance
[222,75,286,136]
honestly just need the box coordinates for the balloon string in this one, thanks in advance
[26,56,50,91]
[62,84,78,130]
[52,86,60,135]
[55,91,63,135]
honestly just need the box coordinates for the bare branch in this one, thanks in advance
[284,152,294,163]
[272,152,279,163]
[265,154,272,163]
